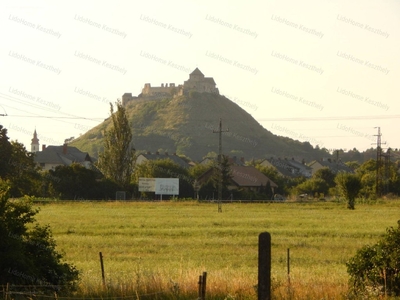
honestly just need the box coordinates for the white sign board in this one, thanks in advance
[138,177,156,192]
[155,178,179,195]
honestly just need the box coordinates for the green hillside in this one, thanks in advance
[70,92,327,161]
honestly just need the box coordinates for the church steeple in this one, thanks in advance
[31,129,40,153]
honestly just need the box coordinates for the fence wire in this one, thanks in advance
[2,284,204,300]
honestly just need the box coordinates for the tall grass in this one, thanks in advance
[32,199,400,299]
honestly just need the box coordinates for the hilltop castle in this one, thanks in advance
[122,68,219,105]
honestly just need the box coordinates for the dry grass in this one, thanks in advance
[31,199,400,299]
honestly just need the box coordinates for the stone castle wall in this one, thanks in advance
[122,69,218,106]
[141,83,184,97]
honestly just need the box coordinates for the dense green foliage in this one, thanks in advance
[335,172,362,209]
[255,165,289,195]
[97,101,135,190]
[355,159,400,199]
[294,167,335,198]
[0,187,79,293]
[1,122,400,202]
[44,164,119,200]
[347,220,400,297]
[195,155,234,199]
[0,125,42,197]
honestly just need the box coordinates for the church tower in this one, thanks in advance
[31,129,40,153]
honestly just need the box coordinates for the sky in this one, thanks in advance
[1,0,399,155]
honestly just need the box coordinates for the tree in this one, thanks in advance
[97,100,135,190]
[0,125,12,178]
[0,185,79,293]
[212,154,233,199]
[0,126,41,197]
[295,178,329,198]
[356,159,377,199]
[44,164,118,200]
[335,172,361,209]
[355,159,400,199]
[313,167,336,188]
[8,141,42,197]
[188,161,213,180]
[196,155,232,200]
[347,220,400,297]
[345,161,360,171]
[256,165,286,195]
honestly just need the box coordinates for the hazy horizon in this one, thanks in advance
[1,1,399,155]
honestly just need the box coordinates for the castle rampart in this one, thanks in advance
[122,68,219,106]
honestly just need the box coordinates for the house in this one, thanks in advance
[284,158,312,178]
[230,166,278,193]
[136,152,190,169]
[197,165,277,194]
[308,158,353,175]
[260,157,312,178]
[34,144,93,171]
[199,156,245,166]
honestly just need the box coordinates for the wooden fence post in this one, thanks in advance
[197,271,207,300]
[99,252,106,288]
[258,232,271,300]
[287,248,291,285]
[201,272,207,300]
[5,283,9,300]
[198,275,202,299]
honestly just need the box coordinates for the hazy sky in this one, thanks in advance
[1,0,399,155]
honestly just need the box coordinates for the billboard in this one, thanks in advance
[138,177,156,192]
[139,178,179,195]
[155,178,179,195]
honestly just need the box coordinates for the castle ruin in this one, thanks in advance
[122,68,219,105]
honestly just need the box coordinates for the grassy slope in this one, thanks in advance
[70,93,326,162]
[34,200,400,299]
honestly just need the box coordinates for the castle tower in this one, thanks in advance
[188,68,205,81]
[183,68,219,94]
[31,129,40,153]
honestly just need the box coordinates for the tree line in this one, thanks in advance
[1,101,400,205]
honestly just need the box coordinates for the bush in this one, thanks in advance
[347,220,400,297]
[0,186,79,294]
[335,172,361,209]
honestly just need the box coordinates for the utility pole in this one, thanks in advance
[373,127,386,197]
[335,149,339,174]
[213,118,228,213]
[383,148,391,195]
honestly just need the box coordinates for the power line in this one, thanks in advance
[0,92,104,122]
[259,115,400,122]
[6,115,104,120]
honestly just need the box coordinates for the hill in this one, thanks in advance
[70,92,329,161]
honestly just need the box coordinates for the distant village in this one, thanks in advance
[31,129,353,197]
[28,68,390,199]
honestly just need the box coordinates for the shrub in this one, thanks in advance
[335,172,361,209]
[347,220,400,297]
[0,186,79,294]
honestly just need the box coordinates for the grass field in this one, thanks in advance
[32,199,400,299]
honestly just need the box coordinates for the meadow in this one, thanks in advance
[32,199,400,299]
